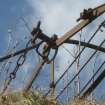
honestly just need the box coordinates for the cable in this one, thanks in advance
[1,19,105,63]
[0,30,20,76]
[0,42,42,62]
[44,21,105,97]
[1,40,32,94]
[55,39,105,99]
[62,45,75,58]
[79,60,105,96]
[75,30,82,96]
[81,67,105,98]
[56,21,103,86]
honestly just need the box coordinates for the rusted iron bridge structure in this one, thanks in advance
[0,3,105,101]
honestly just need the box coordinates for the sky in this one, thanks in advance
[0,0,105,101]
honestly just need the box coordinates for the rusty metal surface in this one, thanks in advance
[23,60,45,92]
[56,4,105,46]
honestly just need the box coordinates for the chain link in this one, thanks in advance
[1,40,32,94]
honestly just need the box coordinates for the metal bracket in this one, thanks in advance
[77,8,95,22]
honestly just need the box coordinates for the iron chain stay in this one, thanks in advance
[9,40,31,80]
[2,40,32,94]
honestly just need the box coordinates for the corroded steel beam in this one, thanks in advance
[0,40,105,62]
[56,3,105,46]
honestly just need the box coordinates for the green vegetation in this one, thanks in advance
[0,91,57,105]
[0,91,105,105]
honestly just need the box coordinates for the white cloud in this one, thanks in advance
[27,0,105,35]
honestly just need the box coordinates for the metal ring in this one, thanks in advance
[17,55,26,66]
[10,72,16,79]
[47,47,58,64]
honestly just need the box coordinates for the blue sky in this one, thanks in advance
[0,0,105,101]
[0,0,31,53]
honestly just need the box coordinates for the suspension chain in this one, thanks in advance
[1,40,32,94]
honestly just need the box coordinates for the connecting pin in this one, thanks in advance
[77,8,94,22]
